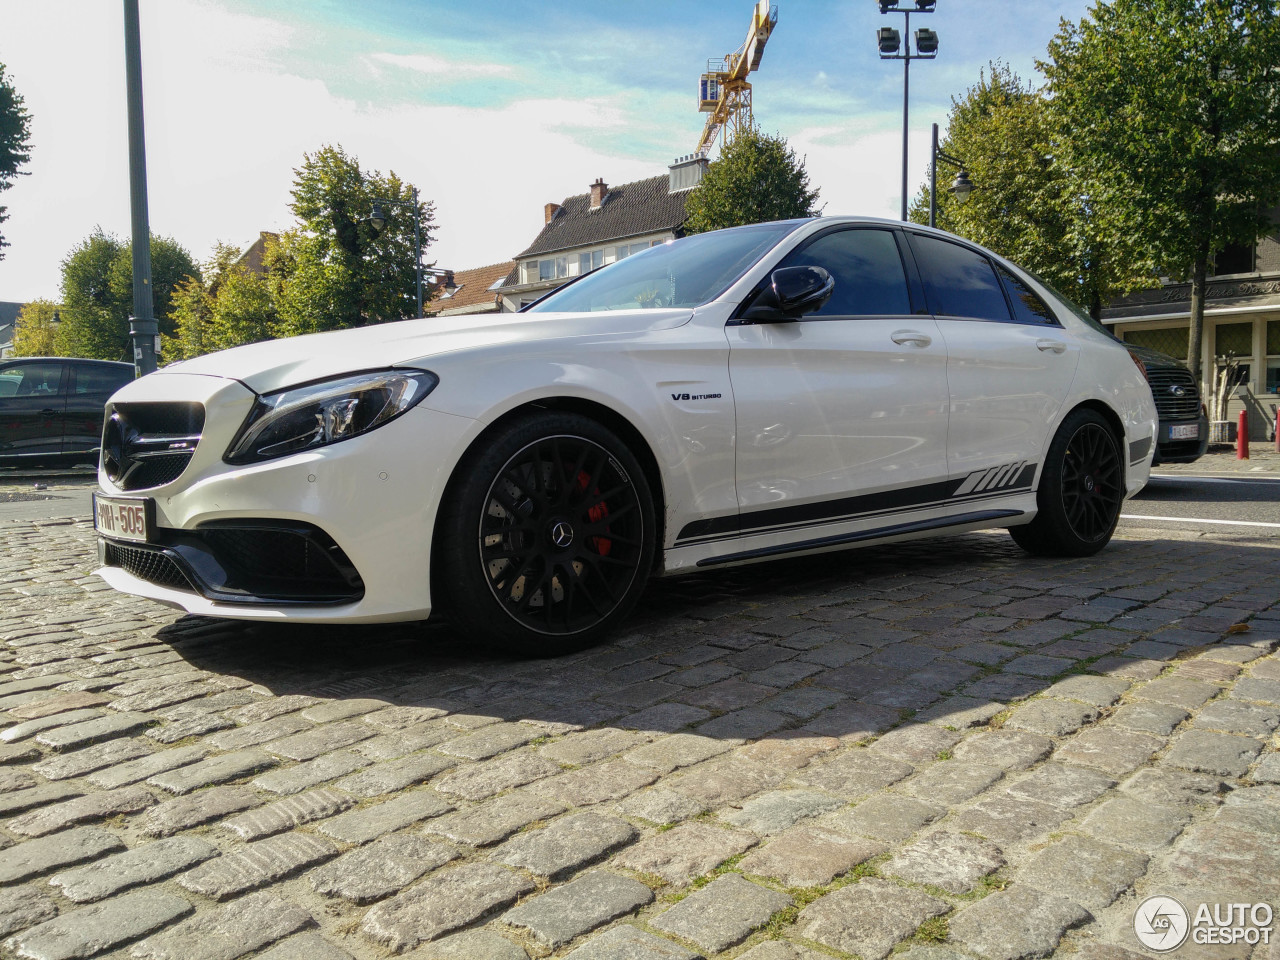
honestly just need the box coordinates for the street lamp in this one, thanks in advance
[365,187,424,319]
[877,0,939,222]
[928,122,974,228]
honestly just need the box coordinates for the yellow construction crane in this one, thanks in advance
[696,1,778,157]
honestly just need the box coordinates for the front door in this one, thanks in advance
[726,227,950,541]
[0,361,68,461]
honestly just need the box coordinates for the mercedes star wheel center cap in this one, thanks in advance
[550,520,575,548]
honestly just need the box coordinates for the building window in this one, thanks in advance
[1214,321,1252,390]
[1213,243,1256,276]
[1122,326,1188,360]
[579,250,603,274]
[536,258,568,282]
[1266,320,1280,394]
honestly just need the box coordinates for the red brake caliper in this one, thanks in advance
[576,470,612,556]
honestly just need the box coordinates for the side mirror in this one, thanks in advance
[741,266,834,322]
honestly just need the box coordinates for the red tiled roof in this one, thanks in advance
[429,262,513,314]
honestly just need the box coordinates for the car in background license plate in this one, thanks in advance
[93,494,150,542]
[1169,423,1199,441]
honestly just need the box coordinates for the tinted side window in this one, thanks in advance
[73,365,133,395]
[0,362,64,398]
[998,265,1057,325]
[779,228,911,317]
[911,235,1011,322]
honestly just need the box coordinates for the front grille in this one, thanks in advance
[1146,368,1200,420]
[100,521,364,605]
[104,541,195,592]
[102,402,205,491]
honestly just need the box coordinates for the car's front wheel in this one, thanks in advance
[435,411,656,655]
[1010,408,1124,557]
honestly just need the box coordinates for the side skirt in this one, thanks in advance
[695,508,1025,568]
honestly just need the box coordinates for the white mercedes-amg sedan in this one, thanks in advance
[93,218,1156,653]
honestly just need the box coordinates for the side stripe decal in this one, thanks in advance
[676,462,1038,545]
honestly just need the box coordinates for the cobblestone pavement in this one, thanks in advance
[0,517,1276,960]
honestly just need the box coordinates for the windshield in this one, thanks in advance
[526,220,805,313]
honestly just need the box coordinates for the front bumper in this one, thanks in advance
[1152,411,1210,465]
[94,372,477,623]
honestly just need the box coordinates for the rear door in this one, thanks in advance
[905,233,1079,488]
[0,361,69,461]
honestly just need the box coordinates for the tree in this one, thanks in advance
[56,229,199,361]
[683,128,821,234]
[170,243,275,360]
[1043,0,1280,381]
[12,299,59,356]
[271,145,435,337]
[908,63,1150,318]
[0,62,32,260]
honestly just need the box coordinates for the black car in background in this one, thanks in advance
[1124,343,1208,465]
[0,358,134,468]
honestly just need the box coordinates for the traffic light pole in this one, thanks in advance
[123,0,158,377]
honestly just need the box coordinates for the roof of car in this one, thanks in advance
[0,357,132,367]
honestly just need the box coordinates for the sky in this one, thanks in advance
[0,0,1094,304]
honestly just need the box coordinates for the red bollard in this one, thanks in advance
[1237,409,1250,459]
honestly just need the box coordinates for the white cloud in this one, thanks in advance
[0,0,677,301]
[369,52,512,78]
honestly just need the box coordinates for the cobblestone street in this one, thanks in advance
[0,514,1276,960]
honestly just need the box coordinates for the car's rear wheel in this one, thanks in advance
[435,411,655,655]
[1010,408,1124,557]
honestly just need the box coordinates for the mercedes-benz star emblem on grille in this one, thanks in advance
[1168,385,1187,397]
[102,412,128,483]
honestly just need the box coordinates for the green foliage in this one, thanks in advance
[170,243,275,360]
[55,229,199,361]
[165,146,435,361]
[12,299,59,356]
[1043,0,1280,375]
[271,145,435,335]
[0,62,32,260]
[909,62,1149,318]
[683,128,821,234]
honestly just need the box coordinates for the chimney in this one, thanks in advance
[669,153,710,193]
[544,202,561,224]
[589,178,608,210]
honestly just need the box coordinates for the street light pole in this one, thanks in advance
[123,0,158,376]
[928,122,974,228]
[368,187,424,319]
[877,1,938,222]
[901,10,910,223]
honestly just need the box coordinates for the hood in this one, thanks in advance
[159,308,693,394]
[1123,342,1191,372]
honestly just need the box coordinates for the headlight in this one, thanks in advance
[225,369,437,465]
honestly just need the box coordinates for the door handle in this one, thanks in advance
[40,408,58,416]
[891,330,932,347]
[1036,339,1067,354]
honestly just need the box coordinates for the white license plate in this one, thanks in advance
[93,494,151,542]
[1169,423,1199,441]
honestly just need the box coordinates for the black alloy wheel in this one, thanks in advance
[1058,420,1123,544]
[436,412,655,653]
[1010,407,1124,557]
